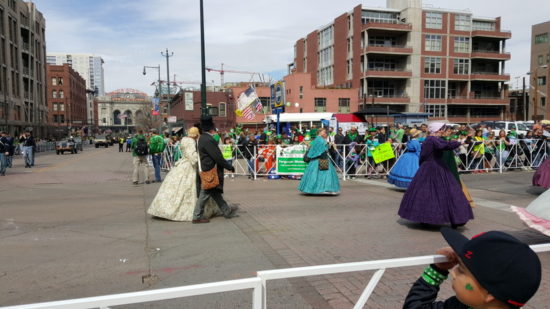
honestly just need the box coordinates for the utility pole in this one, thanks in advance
[200,0,208,117]
[143,65,162,133]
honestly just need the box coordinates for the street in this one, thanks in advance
[0,146,549,309]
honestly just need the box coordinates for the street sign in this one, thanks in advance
[167,116,177,123]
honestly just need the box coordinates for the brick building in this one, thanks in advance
[170,89,236,133]
[289,0,511,123]
[0,0,47,136]
[530,21,550,120]
[46,64,87,133]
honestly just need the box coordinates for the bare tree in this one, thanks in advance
[134,102,163,132]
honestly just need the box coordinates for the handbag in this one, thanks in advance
[197,141,219,190]
[318,158,329,170]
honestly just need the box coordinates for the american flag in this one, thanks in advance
[242,106,255,120]
[255,99,263,113]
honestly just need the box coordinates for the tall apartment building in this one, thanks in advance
[290,0,511,123]
[0,0,47,136]
[46,63,87,133]
[46,53,105,126]
[530,21,550,121]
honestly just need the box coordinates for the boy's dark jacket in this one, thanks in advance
[403,267,468,309]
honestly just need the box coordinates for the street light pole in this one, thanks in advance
[161,49,174,136]
[143,65,162,132]
[200,0,207,117]
[522,76,527,121]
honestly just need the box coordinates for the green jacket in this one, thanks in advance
[149,134,165,154]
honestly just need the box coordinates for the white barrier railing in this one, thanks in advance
[159,140,549,179]
[3,243,549,309]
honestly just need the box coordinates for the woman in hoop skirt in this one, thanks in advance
[398,123,474,228]
[298,128,340,195]
[511,154,550,236]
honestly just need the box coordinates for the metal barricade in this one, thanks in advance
[4,243,549,309]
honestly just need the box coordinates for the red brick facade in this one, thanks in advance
[46,64,87,128]
[170,90,236,133]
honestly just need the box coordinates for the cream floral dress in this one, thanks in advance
[147,137,220,221]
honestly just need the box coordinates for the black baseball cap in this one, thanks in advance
[441,227,541,307]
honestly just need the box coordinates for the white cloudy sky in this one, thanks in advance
[34,0,550,95]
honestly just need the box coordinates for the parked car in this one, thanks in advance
[56,139,78,155]
[94,135,109,148]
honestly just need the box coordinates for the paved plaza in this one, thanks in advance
[1,146,549,308]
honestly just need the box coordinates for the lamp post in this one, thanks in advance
[200,0,208,117]
[143,65,162,133]
[161,49,174,136]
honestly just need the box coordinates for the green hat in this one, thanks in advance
[369,128,377,132]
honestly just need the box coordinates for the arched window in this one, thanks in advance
[124,110,132,125]
[135,110,144,120]
[113,110,121,125]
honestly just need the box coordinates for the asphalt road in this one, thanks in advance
[0,146,548,308]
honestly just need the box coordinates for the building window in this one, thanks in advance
[425,35,442,51]
[538,76,547,86]
[60,115,65,123]
[338,98,350,113]
[541,97,546,107]
[53,115,58,123]
[425,12,443,29]
[299,86,303,99]
[51,77,57,86]
[362,10,398,24]
[59,103,64,111]
[454,14,471,31]
[219,102,227,117]
[53,103,58,111]
[314,98,326,112]
[58,77,63,85]
[535,33,549,44]
[52,90,57,98]
[538,55,544,66]
[59,91,64,98]
[424,57,441,74]
[454,37,470,53]
[473,21,495,31]
[424,80,446,99]
[453,59,470,74]
[425,104,447,118]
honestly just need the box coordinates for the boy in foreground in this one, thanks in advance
[404,227,541,309]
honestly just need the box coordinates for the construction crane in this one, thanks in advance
[206,63,266,86]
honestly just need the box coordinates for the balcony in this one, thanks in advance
[471,49,511,60]
[367,95,411,104]
[363,20,412,32]
[471,30,511,39]
[365,68,412,78]
[470,72,510,81]
[447,95,508,105]
[365,44,413,55]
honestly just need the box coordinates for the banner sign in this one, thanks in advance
[271,81,285,109]
[372,142,395,164]
[152,98,160,116]
[276,145,307,175]
[184,92,194,111]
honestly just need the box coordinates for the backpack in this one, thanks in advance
[135,138,148,156]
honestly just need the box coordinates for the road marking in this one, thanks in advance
[35,149,103,173]
[352,178,513,212]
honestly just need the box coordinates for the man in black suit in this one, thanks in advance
[192,116,238,224]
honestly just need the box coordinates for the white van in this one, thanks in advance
[491,121,528,136]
